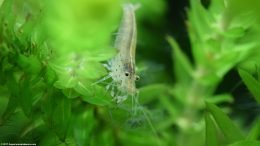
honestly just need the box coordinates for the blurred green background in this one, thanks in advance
[0,0,260,146]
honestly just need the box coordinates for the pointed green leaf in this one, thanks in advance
[205,112,218,146]
[189,0,213,39]
[206,102,245,143]
[166,36,193,83]
[227,140,260,146]
[238,69,260,103]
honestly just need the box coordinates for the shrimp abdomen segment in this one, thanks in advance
[115,4,137,68]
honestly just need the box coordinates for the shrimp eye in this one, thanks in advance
[125,72,130,77]
[135,75,140,81]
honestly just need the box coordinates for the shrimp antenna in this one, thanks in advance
[91,75,111,86]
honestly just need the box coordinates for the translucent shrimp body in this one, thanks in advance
[101,3,139,103]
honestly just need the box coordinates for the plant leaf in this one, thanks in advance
[227,140,260,146]
[166,36,193,84]
[206,102,245,143]
[205,94,233,104]
[74,82,111,106]
[238,69,260,103]
[205,112,218,146]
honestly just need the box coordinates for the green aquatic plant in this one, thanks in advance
[165,0,260,145]
[0,0,260,146]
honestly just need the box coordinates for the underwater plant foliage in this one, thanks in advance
[0,0,260,146]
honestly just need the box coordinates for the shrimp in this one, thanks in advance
[95,5,161,143]
[96,3,140,104]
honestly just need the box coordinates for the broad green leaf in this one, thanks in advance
[205,112,218,146]
[77,61,107,80]
[62,88,79,99]
[238,69,260,103]
[54,75,77,89]
[74,82,111,106]
[206,102,245,143]
[51,56,107,89]
[73,81,93,97]
[227,140,260,146]
[167,36,193,84]
[73,107,95,146]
